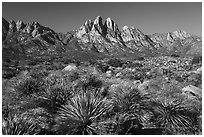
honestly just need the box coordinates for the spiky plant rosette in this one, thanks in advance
[53,89,113,134]
[150,94,199,134]
[111,87,150,125]
[2,114,39,135]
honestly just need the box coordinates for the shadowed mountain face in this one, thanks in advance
[2,16,202,60]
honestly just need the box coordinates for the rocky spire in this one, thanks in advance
[91,16,103,34]
[84,19,93,32]
[104,17,117,31]
[16,20,26,31]
[103,17,121,41]
[172,30,191,39]
[9,20,17,32]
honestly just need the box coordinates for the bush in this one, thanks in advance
[15,78,45,97]
[37,86,73,114]
[74,74,104,91]
[30,69,49,80]
[96,63,109,73]
[149,93,201,134]
[107,58,124,68]
[191,56,202,64]
[53,89,113,135]
[2,114,39,135]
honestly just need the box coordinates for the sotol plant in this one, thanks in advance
[53,89,113,135]
[2,114,38,135]
[150,95,200,134]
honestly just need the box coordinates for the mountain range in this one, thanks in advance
[2,16,202,60]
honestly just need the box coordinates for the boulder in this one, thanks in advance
[106,70,113,78]
[16,20,26,31]
[63,63,77,71]
[192,67,202,74]
[182,85,202,98]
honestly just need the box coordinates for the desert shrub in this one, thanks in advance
[74,74,104,91]
[126,62,143,68]
[149,93,201,134]
[53,89,113,135]
[108,86,152,134]
[37,86,73,114]
[45,71,71,88]
[63,58,72,64]
[30,68,50,80]
[121,71,144,81]
[187,73,202,87]
[15,77,45,97]
[115,113,143,134]
[137,56,145,61]
[191,56,202,64]
[107,58,124,68]
[98,112,143,135]
[112,88,150,122]
[171,54,180,57]
[2,114,39,135]
[28,60,38,66]
[20,107,53,135]
[3,69,19,79]
[65,71,80,82]
[96,63,109,73]
[88,59,97,65]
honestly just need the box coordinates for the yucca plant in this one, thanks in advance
[112,88,150,124]
[150,95,200,134]
[53,89,113,135]
[2,114,38,135]
[108,87,152,134]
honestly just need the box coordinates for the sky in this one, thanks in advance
[2,2,202,36]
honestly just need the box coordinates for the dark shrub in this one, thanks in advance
[96,63,109,73]
[76,74,104,91]
[137,56,145,61]
[3,70,18,79]
[126,62,143,68]
[15,78,45,97]
[191,56,202,64]
[37,86,72,114]
[107,58,124,68]
[67,71,80,82]
[171,54,180,57]
[2,114,39,135]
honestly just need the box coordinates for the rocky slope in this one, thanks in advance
[2,16,202,59]
[149,30,202,56]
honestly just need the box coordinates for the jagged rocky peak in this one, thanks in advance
[122,25,129,30]
[91,16,103,34]
[9,20,17,32]
[167,30,191,41]
[121,25,145,42]
[23,23,34,33]
[104,17,118,31]
[31,21,41,28]
[16,20,26,31]
[84,19,93,32]
[172,30,191,39]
